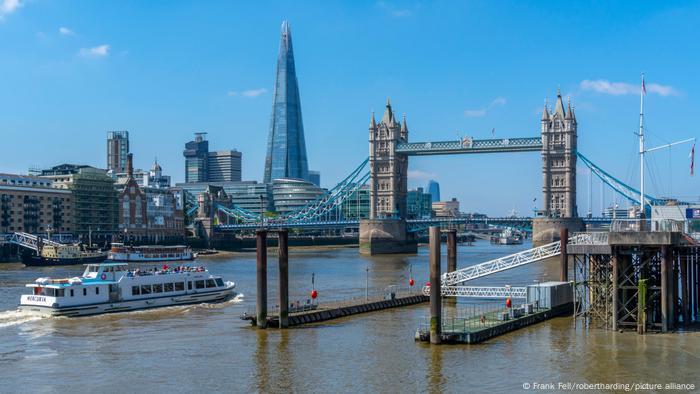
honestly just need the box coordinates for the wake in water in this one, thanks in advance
[0,309,44,329]
[0,293,245,327]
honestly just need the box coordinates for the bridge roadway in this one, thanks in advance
[395,137,543,155]
[214,216,611,232]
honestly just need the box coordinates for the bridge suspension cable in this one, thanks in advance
[577,152,663,207]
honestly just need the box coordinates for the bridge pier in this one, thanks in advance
[359,219,417,255]
[532,217,584,246]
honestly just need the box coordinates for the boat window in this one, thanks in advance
[95,287,100,295]
[164,283,174,292]
[56,289,65,297]
[175,282,184,291]
[70,289,74,297]
[215,278,224,287]
[83,288,87,296]
[132,286,140,295]
[195,280,205,289]
[141,285,152,295]
[205,279,216,288]
[153,284,163,293]
[188,282,192,290]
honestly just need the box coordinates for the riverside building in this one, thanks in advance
[0,174,73,234]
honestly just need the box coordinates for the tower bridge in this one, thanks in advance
[361,92,580,254]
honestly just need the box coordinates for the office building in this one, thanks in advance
[407,187,433,219]
[308,170,321,187]
[183,132,209,183]
[427,180,441,203]
[432,198,460,218]
[40,164,119,240]
[176,181,272,215]
[264,21,310,183]
[271,178,324,215]
[0,174,73,234]
[341,185,370,220]
[208,150,242,182]
[107,131,130,173]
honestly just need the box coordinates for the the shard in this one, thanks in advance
[263,21,309,183]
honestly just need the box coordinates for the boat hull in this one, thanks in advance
[22,253,107,267]
[18,285,236,317]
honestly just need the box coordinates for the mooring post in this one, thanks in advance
[560,228,569,282]
[429,226,442,345]
[278,229,289,329]
[447,230,457,274]
[256,229,268,329]
[661,245,670,332]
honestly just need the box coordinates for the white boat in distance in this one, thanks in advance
[108,243,195,262]
[19,262,235,317]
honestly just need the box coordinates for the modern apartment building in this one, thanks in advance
[0,174,73,234]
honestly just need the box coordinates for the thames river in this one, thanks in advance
[0,241,698,393]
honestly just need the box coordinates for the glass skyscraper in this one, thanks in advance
[264,21,309,183]
[427,180,441,202]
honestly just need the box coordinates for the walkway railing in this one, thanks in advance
[611,219,685,232]
[423,285,527,298]
[569,231,609,245]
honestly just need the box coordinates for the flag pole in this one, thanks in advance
[639,73,646,217]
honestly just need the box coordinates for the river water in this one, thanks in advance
[0,241,698,393]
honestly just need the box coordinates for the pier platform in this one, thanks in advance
[242,292,428,328]
[415,303,573,344]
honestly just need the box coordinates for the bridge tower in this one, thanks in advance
[360,99,416,254]
[533,90,584,243]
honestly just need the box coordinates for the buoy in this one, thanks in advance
[505,297,512,308]
[426,282,431,287]
[409,278,415,286]
[311,289,318,299]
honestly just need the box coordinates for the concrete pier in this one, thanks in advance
[359,219,417,255]
[278,230,289,329]
[429,226,441,345]
[256,230,268,329]
[532,217,584,245]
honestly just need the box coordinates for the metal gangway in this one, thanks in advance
[434,286,527,298]
[4,232,62,252]
[425,233,589,296]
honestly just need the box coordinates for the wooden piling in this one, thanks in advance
[661,245,670,332]
[278,229,289,329]
[256,230,268,329]
[429,226,441,345]
[447,230,457,274]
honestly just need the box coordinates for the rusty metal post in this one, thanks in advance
[661,245,670,332]
[256,230,268,329]
[278,229,289,329]
[611,249,619,331]
[560,228,569,282]
[429,226,442,345]
[447,230,457,274]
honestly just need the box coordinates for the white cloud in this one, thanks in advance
[408,170,436,181]
[0,0,22,20]
[580,79,678,97]
[79,44,110,58]
[464,97,507,118]
[59,26,74,36]
[377,1,413,17]
[229,88,267,98]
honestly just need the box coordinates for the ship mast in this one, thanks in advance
[638,73,646,217]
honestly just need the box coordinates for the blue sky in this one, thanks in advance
[1,0,698,216]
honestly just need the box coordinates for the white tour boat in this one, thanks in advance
[108,243,195,262]
[18,262,235,317]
